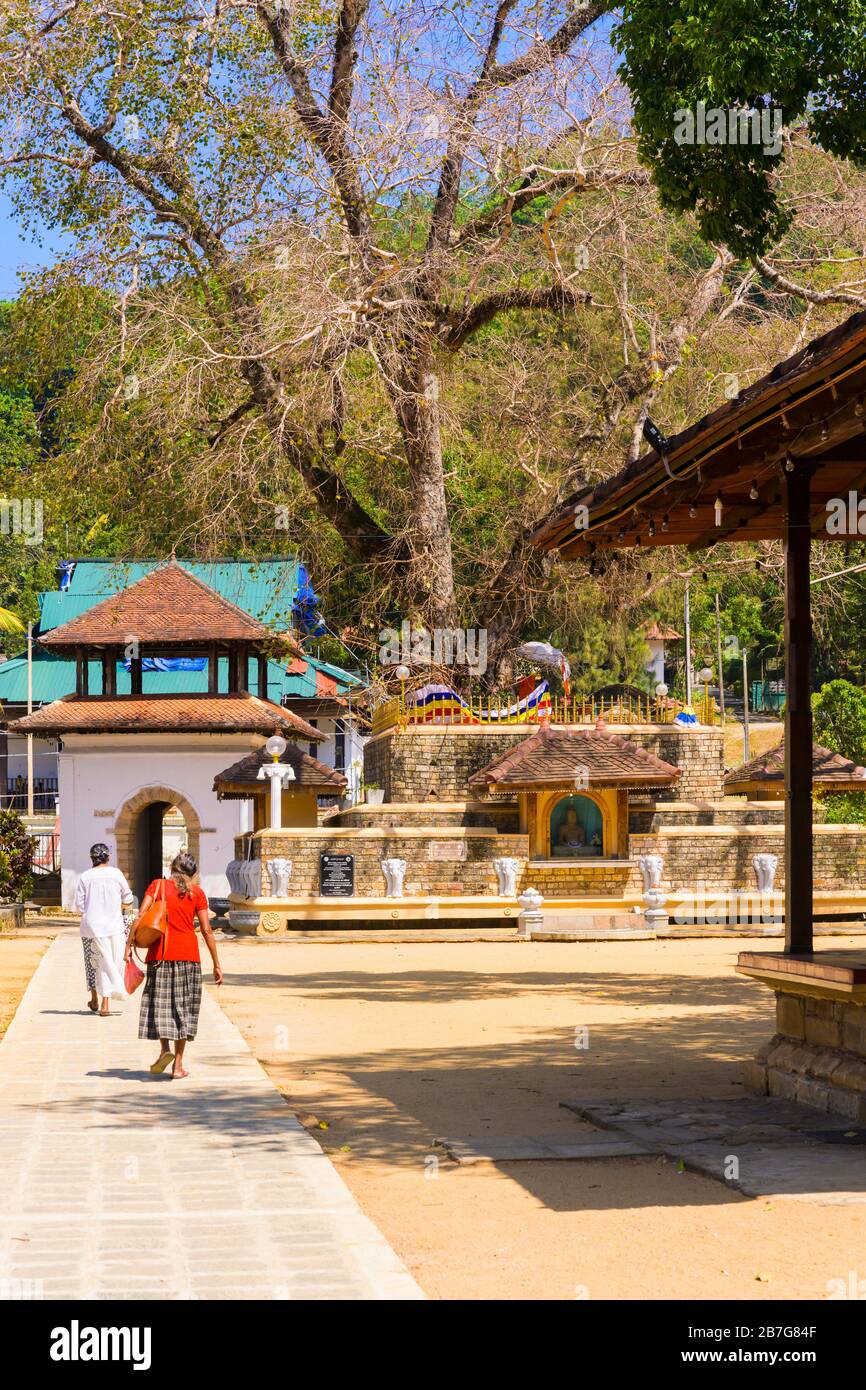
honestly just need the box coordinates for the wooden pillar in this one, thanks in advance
[130,654,143,695]
[258,653,268,700]
[102,650,117,697]
[227,645,238,693]
[208,642,219,695]
[783,463,813,955]
[75,647,89,697]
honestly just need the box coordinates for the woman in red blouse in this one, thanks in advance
[127,852,223,1079]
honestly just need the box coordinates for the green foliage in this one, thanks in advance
[817,791,866,826]
[812,680,866,764]
[615,0,866,256]
[0,811,33,903]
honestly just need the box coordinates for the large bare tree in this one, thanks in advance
[2,1,865,677]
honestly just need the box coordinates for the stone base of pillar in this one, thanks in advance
[744,989,866,1122]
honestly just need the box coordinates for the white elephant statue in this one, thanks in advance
[239,859,262,900]
[266,858,292,898]
[638,853,668,931]
[493,857,521,897]
[225,860,243,895]
[382,858,407,898]
[753,853,779,892]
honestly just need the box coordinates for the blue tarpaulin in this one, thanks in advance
[291,563,326,636]
[122,657,207,673]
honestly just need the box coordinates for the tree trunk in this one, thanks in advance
[390,341,457,628]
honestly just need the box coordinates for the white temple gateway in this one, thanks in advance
[9,561,324,905]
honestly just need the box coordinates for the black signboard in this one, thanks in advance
[320,853,355,897]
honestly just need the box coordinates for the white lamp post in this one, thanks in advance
[257,733,294,830]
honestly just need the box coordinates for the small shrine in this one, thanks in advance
[9,560,323,904]
[467,725,679,859]
[214,736,347,830]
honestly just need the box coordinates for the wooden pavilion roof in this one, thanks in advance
[532,310,866,556]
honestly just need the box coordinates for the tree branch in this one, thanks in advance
[442,282,605,349]
[256,0,371,246]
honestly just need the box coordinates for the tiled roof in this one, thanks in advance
[8,694,324,739]
[40,558,303,631]
[39,561,275,648]
[725,740,866,787]
[213,744,346,798]
[469,725,680,789]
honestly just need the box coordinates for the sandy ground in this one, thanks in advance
[214,934,866,1301]
[0,937,49,1038]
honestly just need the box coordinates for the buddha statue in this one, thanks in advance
[558,806,586,849]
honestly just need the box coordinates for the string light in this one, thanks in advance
[713,495,723,525]
[749,480,759,500]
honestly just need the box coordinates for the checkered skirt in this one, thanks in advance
[138,960,202,1041]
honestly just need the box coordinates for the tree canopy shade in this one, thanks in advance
[615,0,866,256]
[3,2,866,686]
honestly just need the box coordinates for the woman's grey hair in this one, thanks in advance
[89,843,110,865]
[170,851,197,897]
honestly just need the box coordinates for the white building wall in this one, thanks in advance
[300,716,366,803]
[57,732,261,909]
[644,638,665,689]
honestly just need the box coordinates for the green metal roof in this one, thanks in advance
[0,560,363,712]
[40,558,302,633]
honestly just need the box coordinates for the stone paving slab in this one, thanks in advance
[0,936,424,1300]
[437,1133,653,1163]
[561,1096,866,1204]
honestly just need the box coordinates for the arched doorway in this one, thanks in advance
[550,793,604,857]
[114,786,202,903]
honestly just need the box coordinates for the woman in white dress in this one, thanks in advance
[74,844,135,1016]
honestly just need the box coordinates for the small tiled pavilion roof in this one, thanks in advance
[39,560,276,649]
[213,744,346,799]
[8,693,323,739]
[469,726,680,792]
[725,740,866,791]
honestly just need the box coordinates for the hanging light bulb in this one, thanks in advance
[784,454,795,472]
[688,505,697,519]
[648,519,655,537]
[661,515,669,533]
[749,480,759,500]
[617,528,625,542]
[713,495,723,526]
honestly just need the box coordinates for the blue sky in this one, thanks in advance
[0,190,71,300]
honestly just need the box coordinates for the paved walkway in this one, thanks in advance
[0,936,423,1300]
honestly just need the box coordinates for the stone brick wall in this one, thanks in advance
[251,830,528,896]
[365,725,726,803]
[523,862,635,897]
[629,802,785,832]
[628,825,866,891]
[327,804,519,831]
